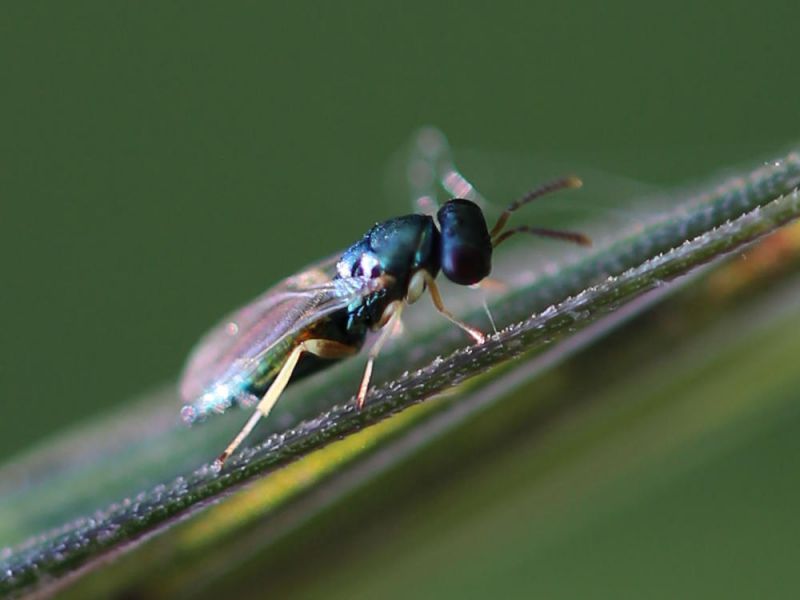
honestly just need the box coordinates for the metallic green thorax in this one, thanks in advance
[336,213,442,331]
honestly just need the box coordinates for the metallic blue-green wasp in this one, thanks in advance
[180,130,589,469]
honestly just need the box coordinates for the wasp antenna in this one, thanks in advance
[492,225,591,249]
[489,176,583,238]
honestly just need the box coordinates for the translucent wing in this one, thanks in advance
[180,255,378,422]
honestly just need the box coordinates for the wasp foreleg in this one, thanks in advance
[424,275,486,344]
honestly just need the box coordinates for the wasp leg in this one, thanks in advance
[425,275,486,344]
[471,277,506,334]
[215,338,357,470]
[355,302,404,410]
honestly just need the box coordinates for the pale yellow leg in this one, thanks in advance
[214,338,356,470]
[355,302,404,410]
[425,276,486,344]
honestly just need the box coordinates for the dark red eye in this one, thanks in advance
[437,199,492,285]
[441,243,490,285]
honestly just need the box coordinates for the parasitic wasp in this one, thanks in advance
[180,130,591,470]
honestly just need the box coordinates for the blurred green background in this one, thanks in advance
[2,2,800,597]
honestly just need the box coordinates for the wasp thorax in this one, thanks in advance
[436,199,492,285]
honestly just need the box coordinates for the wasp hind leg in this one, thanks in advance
[214,338,357,471]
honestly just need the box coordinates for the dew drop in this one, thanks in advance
[180,405,196,424]
[540,305,558,318]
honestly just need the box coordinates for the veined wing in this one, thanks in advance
[180,255,379,420]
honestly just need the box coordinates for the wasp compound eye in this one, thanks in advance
[437,199,492,285]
